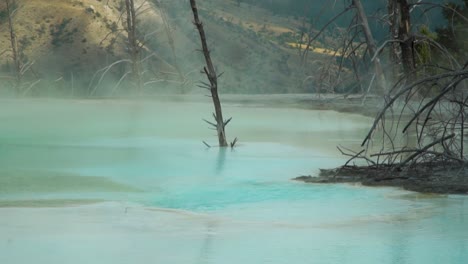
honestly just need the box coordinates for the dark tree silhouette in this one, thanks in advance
[189,0,233,147]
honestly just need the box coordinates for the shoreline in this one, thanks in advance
[0,93,384,116]
[294,163,468,195]
[0,199,106,208]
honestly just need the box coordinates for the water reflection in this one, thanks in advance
[389,220,410,264]
[196,220,218,264]
[215,148,227,175]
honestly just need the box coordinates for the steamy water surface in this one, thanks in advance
[0,98,467,264]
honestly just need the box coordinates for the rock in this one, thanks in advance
[86,5,96,14]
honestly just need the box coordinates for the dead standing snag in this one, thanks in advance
[189,0,232,147]
[125,0,142,92]
[5,0,21,94]
[352,0,388,94]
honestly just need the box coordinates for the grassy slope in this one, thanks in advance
[1,0,119,68]
[0,0,337,94]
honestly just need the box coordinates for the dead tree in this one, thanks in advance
[398,0,415,75]
[387,0,401,81]
[324,66,468,187]
[5,0,21,94]
[298,1,390,96]
[341,1,468,167]
[353,0,388,94]
[316,2,468,184]
[125,0,142,91]
[299,4,353,67]
[158,1,185,83]
[92,0,189,95]
[189,0,230,147]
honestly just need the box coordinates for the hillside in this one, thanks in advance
[0,0,351,96]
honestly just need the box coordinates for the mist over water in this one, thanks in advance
[0,97,467,264]
[1,0,467,262]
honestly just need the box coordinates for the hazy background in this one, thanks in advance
[0,0,463,96]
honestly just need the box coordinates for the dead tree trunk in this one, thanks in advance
[386,0,415,83]
[353,0,388,94]
[159,2,185,83]
[387,0,401,81]
[397,0,415,81]
[125,0,142,92]
[189,0,228,147]
[5,0,21,94]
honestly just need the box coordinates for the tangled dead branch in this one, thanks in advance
[342,64,468,169]
[301,65,468,193]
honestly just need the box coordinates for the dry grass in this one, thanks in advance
[0,0,162,73]
[286,42,344,57]
[0,0,344,94]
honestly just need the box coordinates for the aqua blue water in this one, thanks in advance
[0,99,467,264]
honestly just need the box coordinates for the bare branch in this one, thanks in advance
[398,134,456,168]
[230,137,238,148]
[203,141,211,148]
[223,117,232,128]
[203,118,217,127]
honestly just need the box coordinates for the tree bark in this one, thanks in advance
[353,0,388,94]
[189,0,228,147]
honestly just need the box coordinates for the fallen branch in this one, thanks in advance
[362,69,468,146]
[398,133,455,168]
[337,145,376,166]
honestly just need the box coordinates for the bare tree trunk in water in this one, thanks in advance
[125,0,142,92]
[189,0,228,147]
[6,0,21,94]
[353,0,388,94]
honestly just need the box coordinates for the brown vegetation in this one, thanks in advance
[0,0,352,95]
